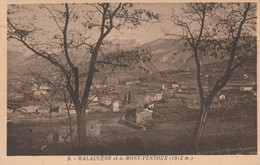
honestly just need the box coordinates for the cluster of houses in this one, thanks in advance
[156,74,256,110]
[32,83,51,97]
[184,79,256,109]
[125,80,141,85]
[10,72,257,142]
[162,83,180,90]
[144,93,163,103]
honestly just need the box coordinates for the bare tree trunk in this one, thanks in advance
[76,107,86,144]
[124,93,127,106]
[49,110,56,142]
[67,108,73,144]
[192,104,208,150]
[192,48,206,150]
[128,92,131,104]
[192,96,214,150]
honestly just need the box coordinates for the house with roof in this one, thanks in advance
[171,83,180,89]
[32,83,51,97]
[112,100,121,112]
[123,108,153,126]
[136,109,153,125]
[144,92,163,103]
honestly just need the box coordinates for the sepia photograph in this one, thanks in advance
[2,0,258,159]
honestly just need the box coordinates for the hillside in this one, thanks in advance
[140,38,230,73]
[7,37,248,81]
[8,50,28,74]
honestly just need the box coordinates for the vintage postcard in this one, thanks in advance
[0,0,259,164]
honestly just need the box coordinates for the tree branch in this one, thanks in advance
[42,4,63,33]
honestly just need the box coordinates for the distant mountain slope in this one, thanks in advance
[7,50,35,76]
[7,37,232,79]
[8,50,26,71]
[140,38,229,73]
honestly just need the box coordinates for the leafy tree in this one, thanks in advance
[8,3,158,144]
[169,3,256,150]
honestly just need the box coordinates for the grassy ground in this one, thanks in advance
[7,98,257,155]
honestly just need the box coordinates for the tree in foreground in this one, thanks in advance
[170,3,256,150]
[8,3,158,144]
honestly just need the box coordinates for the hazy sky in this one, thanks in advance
[106,3,184,43]
[8,3,184,54]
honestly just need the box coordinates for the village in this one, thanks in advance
[7,61,257,154]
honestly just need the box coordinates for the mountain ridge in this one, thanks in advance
[8,37,230,76]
